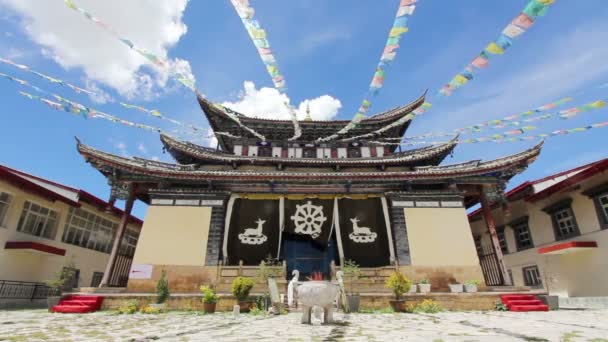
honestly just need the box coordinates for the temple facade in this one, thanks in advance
[77,92,542,292]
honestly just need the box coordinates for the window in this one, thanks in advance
[258,146,272,157]
[90,272,104,287]
[347,147,361,158]
[583,183,608,230]
[303,147,316,158]
[0,192,12,226]
[511,218,533,251]
[62,207,118,253]
[497,227,509,254]
[64,267,80,289]
[591,192,608,230]
[17,201,58,239]
[119,229,140,258]
[522,265,542,287]
[507,269,514,285]
[552,207,580,240]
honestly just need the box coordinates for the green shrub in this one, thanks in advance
[140,305,162,314]
[231,277,255,302]
[200,285,218,304]
[117,300,139,314]
[464,279,480,286]
[418,278,430,284]
[156,270,170,304]
[495,302,508,311]
[249,306,265,316]
[409,299,443,313]
[385,271,411,300]
[342,259,361,294]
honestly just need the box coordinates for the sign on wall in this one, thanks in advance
[128,264,153,279]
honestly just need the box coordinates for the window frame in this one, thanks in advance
[542,198,581,241]
[62,207,118,253]
[583,182,608,230]
[90,271,104,287]
[0,191,13,227]
[16,200,59,239]
[522,265,543,287]
[496,226,509,254]
[509,216,534,251]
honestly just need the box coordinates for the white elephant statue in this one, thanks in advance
[288,270,344,324]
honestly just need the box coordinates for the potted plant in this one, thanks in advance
[417,278,431,294]
[342,259,362,313]
[44,264,76,310]
[384,271,411,312]
[151,270,170,309]
[408,283,418,294]
[231,277,255,312]
[449,282,464,293]
[464,280,480,293]
[200,285,219,313]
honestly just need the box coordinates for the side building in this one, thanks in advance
[469,158,608,298]
[0,164,142,295]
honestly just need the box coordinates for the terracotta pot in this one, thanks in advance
[238,301,253,313]
[389,300,406,312]
[203,302,216,313]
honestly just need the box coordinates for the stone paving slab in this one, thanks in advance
[0,309,607,341]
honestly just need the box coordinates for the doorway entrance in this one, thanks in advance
[281,233,339,281]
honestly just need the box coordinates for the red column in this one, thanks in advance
[480,189,512,286]
[99,187,136,288]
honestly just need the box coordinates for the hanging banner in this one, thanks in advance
[63,0,196,91]
[337,198,390,267]
[318,0,421,142]
[438,0,556,98]
[226,198,282,265]
[284,199,334,248]
[228,0,301,140]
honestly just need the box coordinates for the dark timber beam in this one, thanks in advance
[99,185,136,288]
[480,186,512,286]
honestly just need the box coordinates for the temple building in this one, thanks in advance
[76,91,542,292]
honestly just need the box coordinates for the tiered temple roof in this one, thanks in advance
[198,91,426,152]
[160,133,458,169]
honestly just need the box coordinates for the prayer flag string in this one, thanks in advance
[63,0,196,91]
[0,69,214,135]
[438,0,556,98]
[318,0,420,142]
[228,0,301,140]
[60,0,266,141]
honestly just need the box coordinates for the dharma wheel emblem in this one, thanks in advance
[238,219,268,245]
[290,201,327,238]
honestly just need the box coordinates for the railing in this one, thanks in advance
[0,280,59,300]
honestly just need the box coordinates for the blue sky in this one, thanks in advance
[1,0,607,218]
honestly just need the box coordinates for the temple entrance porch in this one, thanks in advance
[281,234,340,280]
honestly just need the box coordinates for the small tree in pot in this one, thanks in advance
[464,280,480,293]
[342,260,362,313]
[231,277,255,312]
[200,285,219,313]
[44,265,76,310]
[385,271,411,312]
[148,270,170,310]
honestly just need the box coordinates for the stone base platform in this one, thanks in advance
[67,291,546,312]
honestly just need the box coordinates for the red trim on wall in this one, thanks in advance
[538,241,598,255]
[5,241,66,256]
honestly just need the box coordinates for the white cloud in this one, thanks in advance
[1,0,194,99]
[84,80,113,104]
[222,81,342,121]
[136,142,147,154]
[114,141,128,157]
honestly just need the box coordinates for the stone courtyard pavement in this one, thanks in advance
[1,309,607,341]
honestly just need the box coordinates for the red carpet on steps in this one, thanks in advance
[51,295,104,313]
[501,294,549,312]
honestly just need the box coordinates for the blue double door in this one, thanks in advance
[281,234,339,280]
